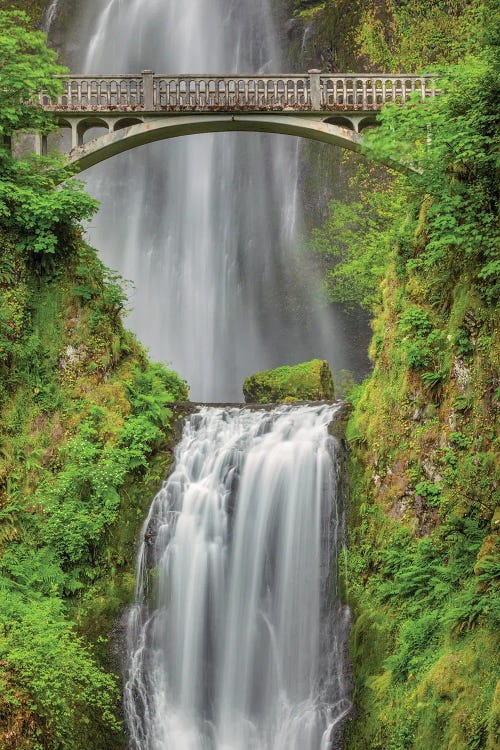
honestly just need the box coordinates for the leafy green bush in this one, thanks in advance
[414,479,442,507]
[0,11,99,258]
[0,590,120,748]
[363,44,499,304]
[385,612,440,682]
[0,10,65,138]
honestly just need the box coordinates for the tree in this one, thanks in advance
[0,10,98,256]
[0,10,66,137]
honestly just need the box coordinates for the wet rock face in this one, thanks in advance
[243,358,335,404]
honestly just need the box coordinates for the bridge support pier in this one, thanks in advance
[35,133,48,156]
[71,122,81,150]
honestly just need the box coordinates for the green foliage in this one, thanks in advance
[310,2,498,322]
[414,479,441,506]
[0,155,98,255]
[309,166,406,309]
[0,10,65,138]
[339,3,500,749]
[33,362,187,571]
[357,0,483,72]
[0,219,188,745]
[0,11,98,258]
[363,52,499,304]
[0,592,120,748]
[384,612,440,682]
[398,306,448,372]
[243,358,335,403]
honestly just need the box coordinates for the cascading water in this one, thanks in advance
[125,404,351,749]
[42,0,60,33]
[54,3,354,744]
[59,0,368,401]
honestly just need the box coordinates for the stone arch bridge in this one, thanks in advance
[35,71,436,173]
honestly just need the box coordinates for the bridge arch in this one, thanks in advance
[76,116,110,145]
[358,116,379,132]
[322,116,355,131]
[113,117,144,131]
[62,114,412,175]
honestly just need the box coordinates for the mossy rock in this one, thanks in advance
[243,359,334,404]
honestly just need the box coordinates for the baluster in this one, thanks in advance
[327,78,332,106]
[102,78,106,108]
[337,79,343,106]
[279,79,285,107]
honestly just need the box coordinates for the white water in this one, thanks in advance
[42,0,60,32]
[60,0,362,401]
[125,404,351,749]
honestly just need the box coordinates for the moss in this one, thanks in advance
[343,244,499,749]
[243,358,334,403]
[0,228,188,748]
[0,0,46,26]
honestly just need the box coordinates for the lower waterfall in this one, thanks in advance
[124,404,351,749]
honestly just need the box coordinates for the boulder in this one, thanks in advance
[243,359,335,404]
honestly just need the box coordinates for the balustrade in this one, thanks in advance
[320,75,434,109]
[153,75,310,109]
[39,72,435,112]
[40,75,144,109]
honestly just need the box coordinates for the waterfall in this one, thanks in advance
[58,0,367,401]
[125,404,351,749]
[42,0,60,33]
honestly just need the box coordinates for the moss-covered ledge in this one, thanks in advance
[243,359,335,404]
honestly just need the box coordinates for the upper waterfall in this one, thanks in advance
[57,0,368,401]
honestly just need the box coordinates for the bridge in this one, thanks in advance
[35,71,436,173]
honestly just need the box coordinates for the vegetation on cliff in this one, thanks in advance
[0,12,188,748]
[288,0,484,71]
[304,1,499,747]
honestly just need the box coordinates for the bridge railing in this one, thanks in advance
[320,75,435,109]
[153,75,311,109]
[38,72,436,112]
